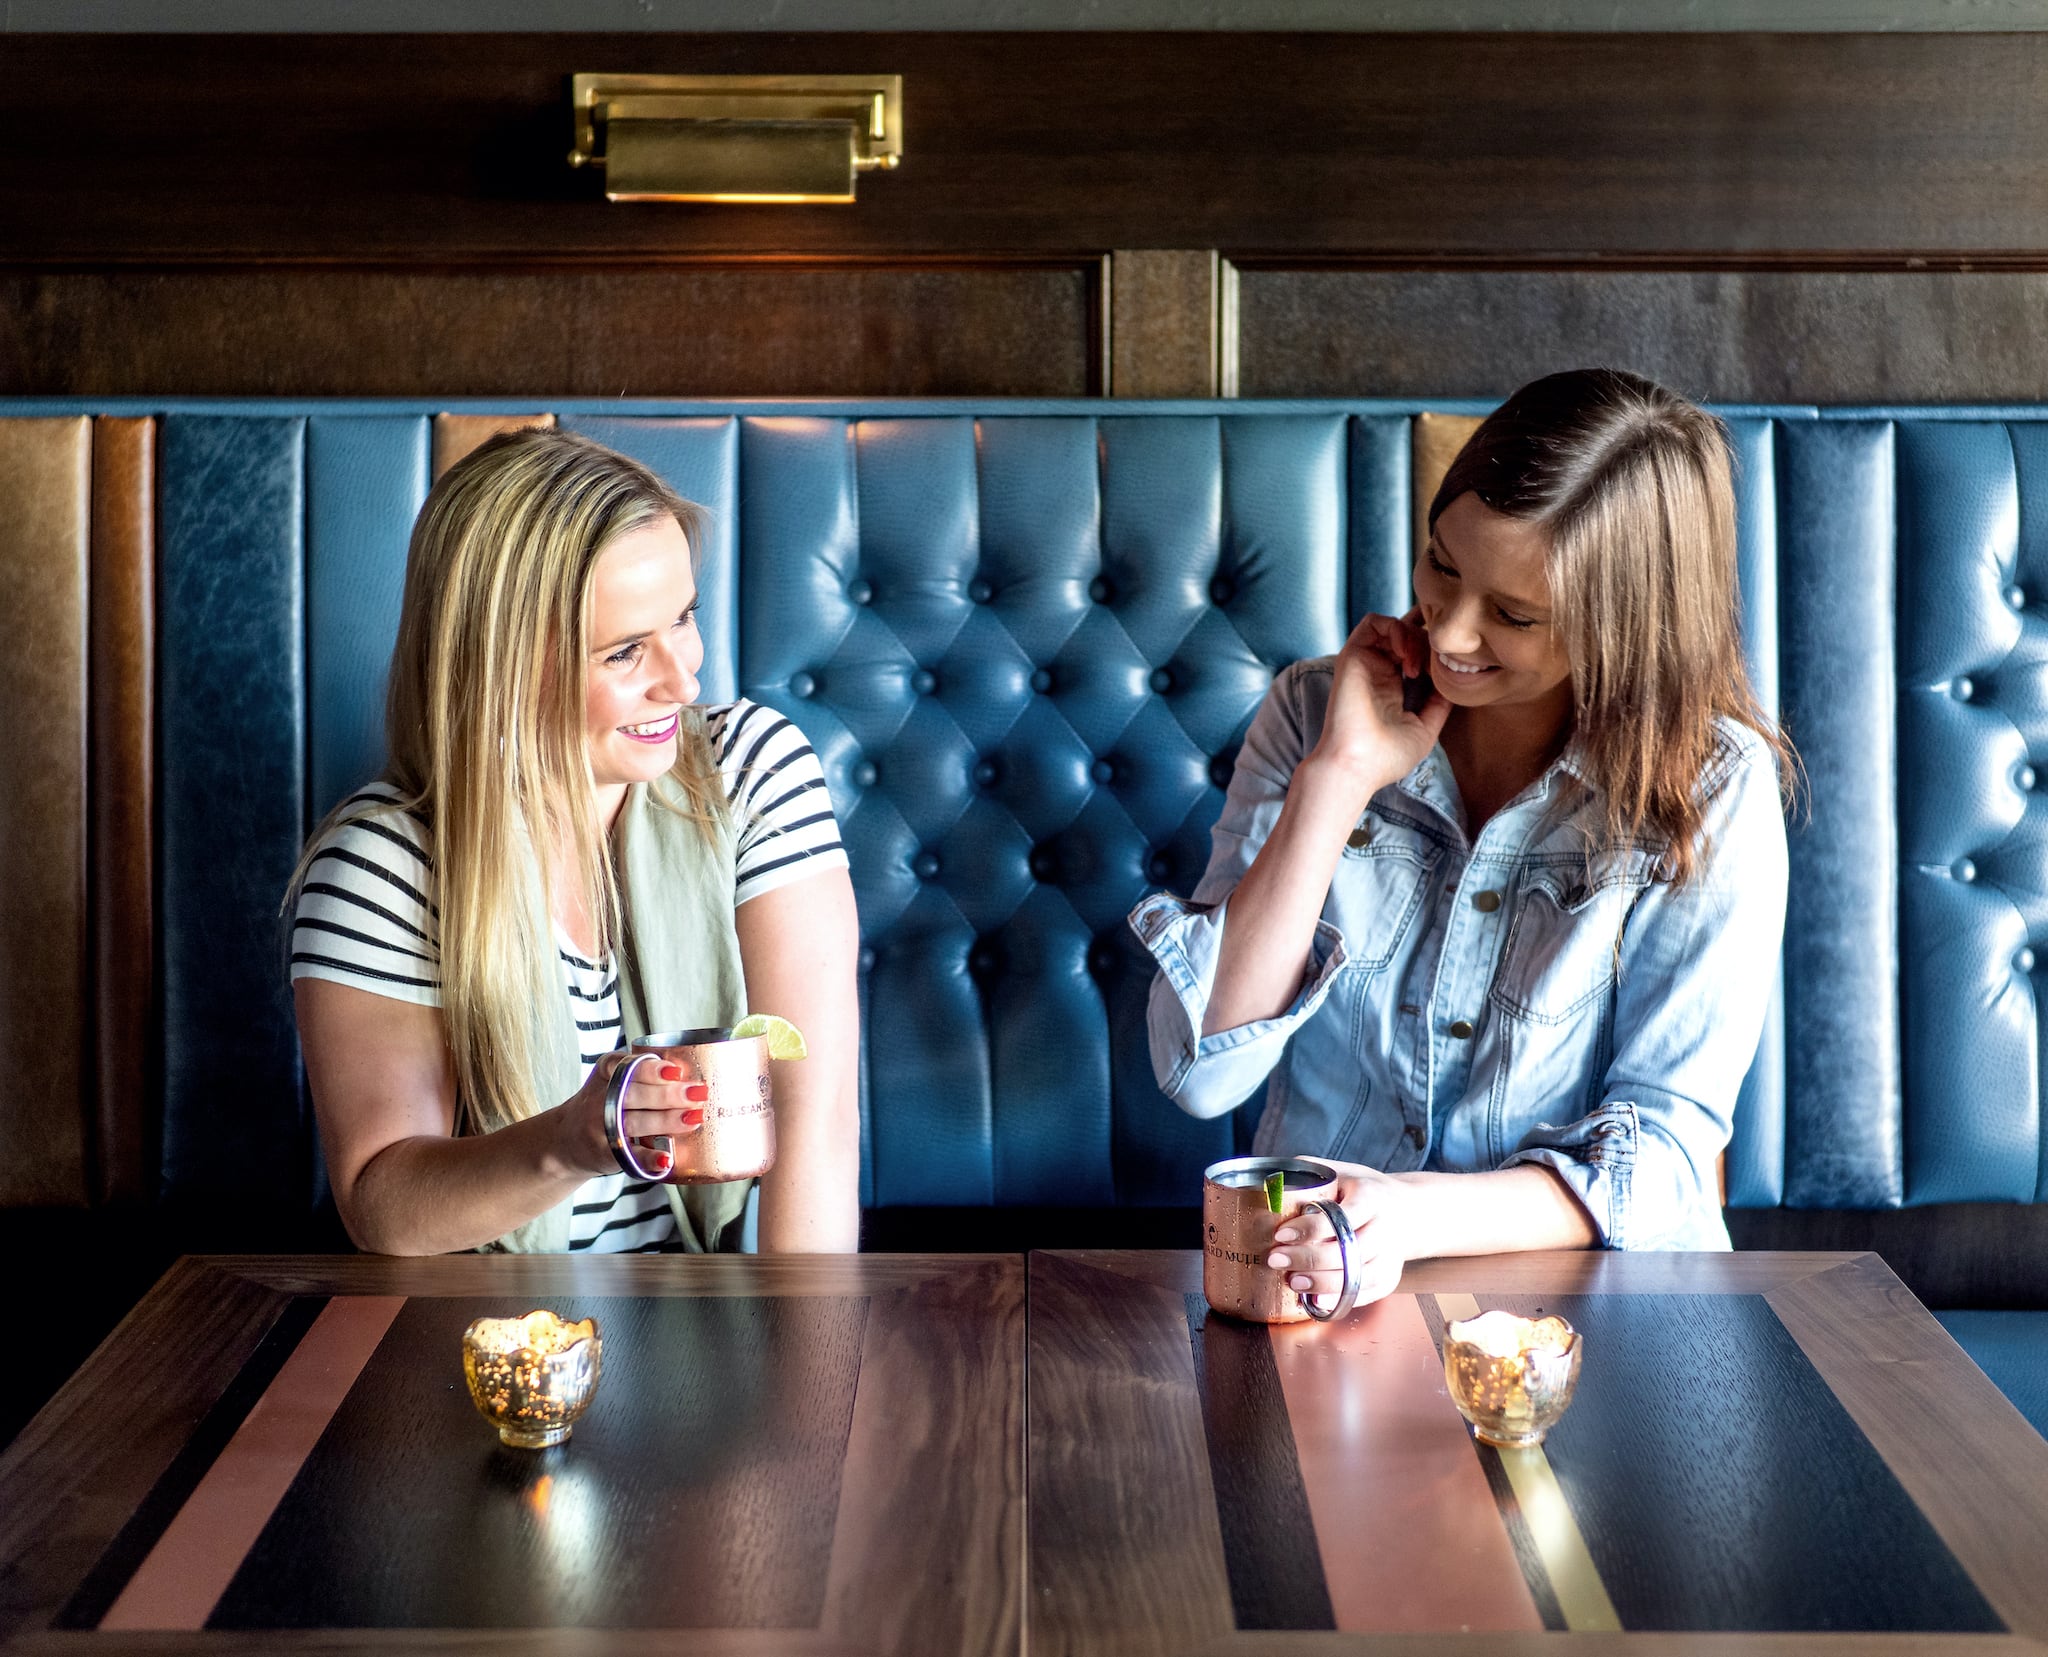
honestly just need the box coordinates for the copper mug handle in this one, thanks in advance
[1296,1198,1362,1322]
[602,1052,671,1181]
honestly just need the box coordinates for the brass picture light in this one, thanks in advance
[568,73,903,203]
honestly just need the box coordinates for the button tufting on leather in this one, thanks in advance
[1210,756,1233,788]
[1149,667,1175,694]
[2021,765,2038,792]
[913,851,941,881]
[2019,948,2037,974]
[859,947,876,972]
[2009,584,2028,611]
[973,758,1000,787]
[1089,942,1116,976]
[853,759,878,787]
[1146,851,1172,882]
[1954,676,1976,702]
[1089,575,1114,604]
[848,578,874,605]
[1210,574,1236,606]
[1031,668,1055,694]
[1954,858,1978,883]
[911,668,937,695]
[1030,846,1055,881]
[968,943,996,978]
[968,577,993,604]
[789,671,817,699]
[1092,758,1116,784]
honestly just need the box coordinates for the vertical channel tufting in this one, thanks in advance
[1346,415,1411,625]
[561,417,742,705]
[1725,416,1787,1209]
[1896,422,2039,1203]
[1776,420,1903,1209]
[2010,425,2048,1202]
[90,416,156,1206]
[158,417,310,1217]
[305,417,429,825]
[0,418,91,1207]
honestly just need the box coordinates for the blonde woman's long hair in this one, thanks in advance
[297,427,722,1135]
[1429,368,1795,887]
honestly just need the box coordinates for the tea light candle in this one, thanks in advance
[461,1311,603,1449]
[1442,1311,1582,1449]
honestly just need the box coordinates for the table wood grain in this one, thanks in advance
[0,1254,1023,1656]
[1027,1250,2048,1657]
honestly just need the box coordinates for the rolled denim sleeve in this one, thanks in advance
[1127,661,1353,1121]
[1501,732,1789,1249]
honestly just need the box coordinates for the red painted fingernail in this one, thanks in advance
[684,1082,709,1101]
[682,1109,706,1127]
[659,1063,684,1081]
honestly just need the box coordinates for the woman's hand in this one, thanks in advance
[1266,1161,1421,1310]
[555,1049,707,1181]
[1305,612,1451,798]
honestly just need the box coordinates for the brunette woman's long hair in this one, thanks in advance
[290,428,723,1134]
[1428,368,1795,886]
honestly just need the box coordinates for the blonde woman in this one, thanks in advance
[1131,369,1792,1304]
[290,429,860,1256]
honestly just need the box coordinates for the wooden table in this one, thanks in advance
[4,1251,2045,1656]
[0,1254,1024,1656]
[1028,1250,2048,1657]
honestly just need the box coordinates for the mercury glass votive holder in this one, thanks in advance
[1443,1310,1582,1449]
[461,1310,602,1448]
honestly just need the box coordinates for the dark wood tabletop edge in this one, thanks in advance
[4,1631,887,1654]
[1031,1247,1873,1297]
[197,1251,1022,1296]
[1160,1634,2048,1656]
[0,1261,297,1639]
[1766,1252,2048,1641]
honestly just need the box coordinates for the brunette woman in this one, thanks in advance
[290,428,860,1255]
[1131,369,1791,1305]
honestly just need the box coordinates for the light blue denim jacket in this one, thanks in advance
[1129,658,1788,1251]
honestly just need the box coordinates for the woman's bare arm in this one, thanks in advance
[736,868,863,1253]
[296,977,697,1255]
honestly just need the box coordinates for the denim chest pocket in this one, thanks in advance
[1331,829,1438,972]
[1489,856,1658,1025]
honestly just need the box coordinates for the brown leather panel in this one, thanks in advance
[431,413,554,481]
[0,419,92,1207]
[1411,413,1485,559]
[90,417,154,1206]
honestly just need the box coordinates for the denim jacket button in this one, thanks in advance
[1347,823,1371,849]
[1473,889,1502,912]
[1448,1019,1474,1039]
[1406,1123,1426,1148]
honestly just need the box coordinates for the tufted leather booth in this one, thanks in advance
[4,398,2047,1433]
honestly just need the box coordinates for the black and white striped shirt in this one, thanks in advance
[289,699,847,1252]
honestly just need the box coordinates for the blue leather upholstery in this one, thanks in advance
[1776,422,1905,1210]
[157,416,314,1210]
[10,394,2048,1231]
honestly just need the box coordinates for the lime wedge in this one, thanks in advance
[1264,1170,1286,1214]
[730,1013,808,1061]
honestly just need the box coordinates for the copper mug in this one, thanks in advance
[1202,1155,1361,1324]
[603,1027,776,1184]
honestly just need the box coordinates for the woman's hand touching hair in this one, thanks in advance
[1307,612,1452,803]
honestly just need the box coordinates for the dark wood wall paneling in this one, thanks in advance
[7,34,2048,396]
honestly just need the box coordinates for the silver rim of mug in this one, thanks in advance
[1296,1198,1361,1322]
[603,1051,671,1180]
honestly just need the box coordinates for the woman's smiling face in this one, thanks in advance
[583,514,703,794]
[1412,491,1573,713]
